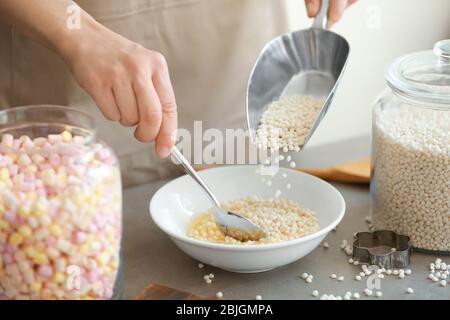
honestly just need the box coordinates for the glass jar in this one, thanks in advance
[371,40,450,253]
[0,105,122,299]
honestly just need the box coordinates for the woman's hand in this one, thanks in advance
[60,21,177,158]
[304,0,357,27]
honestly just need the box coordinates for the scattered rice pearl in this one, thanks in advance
[337,276,344,282]
[375,291,383,298]
[255,295,262,300]
[301,273,309,279]
[323,242,329,248]
[286,183,291,189]
[198,263,204,269]
[355,275,362,281]
[311,290,319,297]
[352,293,360,299]
[216,291,223,298]
[289,161,296,168]
[205,279,212,284]
[406,288,414,294]
[330,274,337,279]
[439,280,447,287]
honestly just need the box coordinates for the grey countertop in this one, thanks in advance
[122,135,449,300]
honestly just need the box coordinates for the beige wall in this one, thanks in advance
[285,0,450,147]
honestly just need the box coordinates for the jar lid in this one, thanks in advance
[386,39,450,106]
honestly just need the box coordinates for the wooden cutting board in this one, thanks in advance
[135,283,207,300]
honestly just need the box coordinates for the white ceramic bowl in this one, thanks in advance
[150,165,345,273]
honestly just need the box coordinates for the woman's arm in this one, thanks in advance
[0,0,177,158]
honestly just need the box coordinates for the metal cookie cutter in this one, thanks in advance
[352,230,412,269]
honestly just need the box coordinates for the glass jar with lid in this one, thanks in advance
[371,40,450,253]
[0,105,122,299]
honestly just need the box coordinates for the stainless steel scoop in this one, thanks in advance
[171,147,266,242]
[246,0,349,147]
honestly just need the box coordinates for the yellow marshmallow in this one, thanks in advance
[18,207,30,218]
[33,253,49,265]
[9,232,24,246]
[0,168,9,181]
[52,272,66,284]
[18,225,32,237]
[61,130,72,142]
[29,282,42,292]
[49,224,63,237]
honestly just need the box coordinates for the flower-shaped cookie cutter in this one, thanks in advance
[352,230,412,269]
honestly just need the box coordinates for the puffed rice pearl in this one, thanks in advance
[330,274,337,279]
[355,275,362,281]
[205,279,212,284]
[255,295,262,300]
[393,270,399,275]
[363,288,373,296]
[375,291,383,298]
[406,288,414,294]
[301,273,309,279]
[255,95,323,150]
[209,273,214,279]
[405,269,412,275]
[371,105,450,251]
[353,260,360,266]
[378,274,385,279]
[306,278,313,283]
[216,291,223,298]
[337,276,344,282]
[352,293,360,299]
[188,197,319,244]
[348,258,354,264]
[398,273,405,279]
[439,280,447,287]
[312,290,319,297]
[386,269,392,275]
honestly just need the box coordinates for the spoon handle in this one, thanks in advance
[171,146,222,211]
[311,0,328,29]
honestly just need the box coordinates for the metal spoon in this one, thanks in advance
[246,0,349,148]
[171,147,266,242]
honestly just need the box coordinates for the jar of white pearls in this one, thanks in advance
[371,40,450,253]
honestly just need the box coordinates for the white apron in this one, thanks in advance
[0,0,288,186]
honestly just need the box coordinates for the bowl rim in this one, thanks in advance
[149,165,346,251]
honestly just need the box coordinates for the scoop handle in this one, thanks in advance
[311,0,329,29]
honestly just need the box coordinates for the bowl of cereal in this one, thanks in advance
[150,165,345,273]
